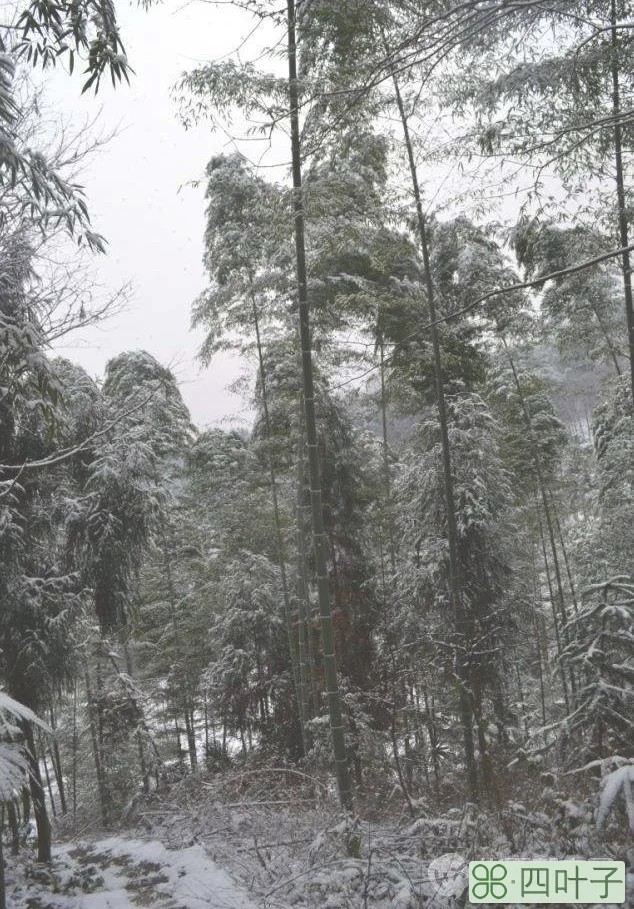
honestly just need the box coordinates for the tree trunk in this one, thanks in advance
[21,788,30,828]
[41,745,56,819]
[123,642,151,793]
[71,682,78,823]
[48,706,67,816]
[530,536,548,725]
[296,396,319,727]
[540,493,577,704]
[286,0,352,812]
[421,678,441,799]
[388,49,478,800]
[7,802,19,855]
[85,669,110,826]
[387,645,415,817]
[22,720,51,863]
[174,717,184,765]
[503,342,576,706]
[379,332,396,575]
[537,512,570,713]
[590,299,622,376]
[184,708,198,771]
[252,291,305,755]
[203,691,210,762]
[553,505,579,616]
[0,806,5,909]
[610,0,634,401]
[515,665,530,738]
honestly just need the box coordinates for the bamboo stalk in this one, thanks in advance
[286,0,352,812]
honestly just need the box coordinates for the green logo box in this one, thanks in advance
[469,860,626,903]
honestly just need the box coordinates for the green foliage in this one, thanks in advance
[1,0,631,834]
[0,48,107,247]
[397,393,517,610]
[8,0,131,93]
[446,3,633,187]
[0,244,88,710]
[394,392,523,776]
[487,357,569,497]
[81,440,159,631]
[512,218,626,369]
[73,352,193,632]
[191,154,291,364]
[103,350,194,458]
[593,375,634,499]
[0,692,47,802]
[203,551,287,743]
[176,61,288,132]
[590,376,634,572]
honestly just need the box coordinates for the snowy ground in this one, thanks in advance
[8,769,633,908]
[8,836,260,908]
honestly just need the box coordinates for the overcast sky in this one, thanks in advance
[46,0,276,430]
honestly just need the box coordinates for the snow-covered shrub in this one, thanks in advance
[558,577,633,766]
[596,759,634,835]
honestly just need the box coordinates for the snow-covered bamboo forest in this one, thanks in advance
[0,1,633,907]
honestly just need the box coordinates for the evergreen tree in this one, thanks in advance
[441,0,634,397]
[513,218,627,375]
[395,394,520,793]
[560,576,633,767]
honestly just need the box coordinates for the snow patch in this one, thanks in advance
[11,835,259,909]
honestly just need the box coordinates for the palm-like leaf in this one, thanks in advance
[0,691,48,803]
[0,742,28,802]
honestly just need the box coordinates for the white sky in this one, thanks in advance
[45,0,274,430]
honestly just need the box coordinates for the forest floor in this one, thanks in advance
[8,768,634,908]
[9,835,258,908]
